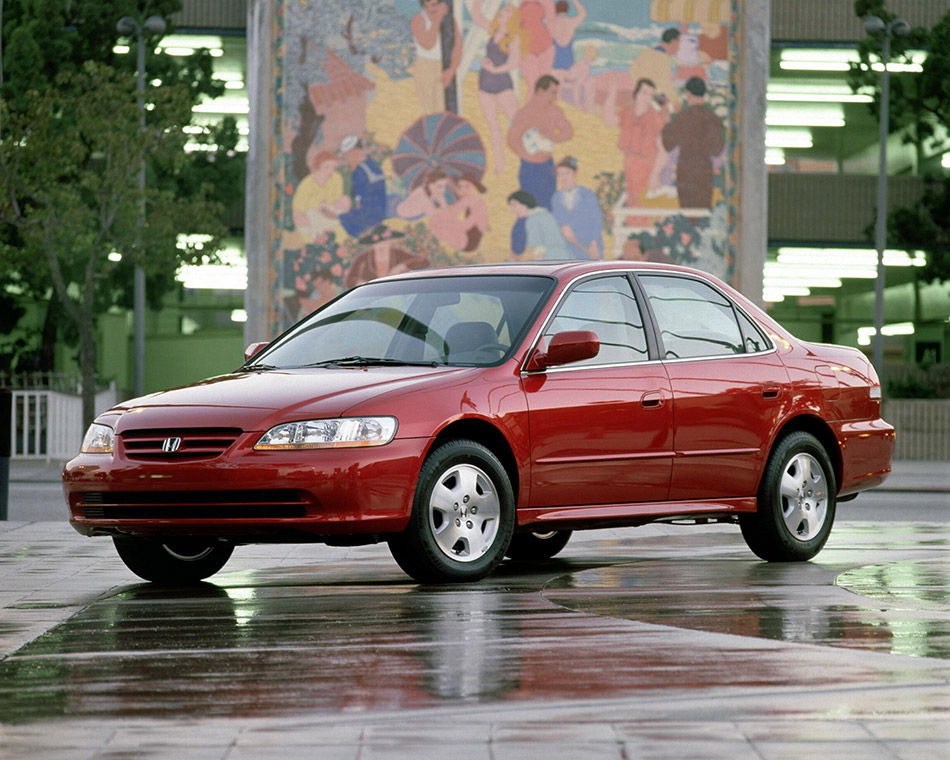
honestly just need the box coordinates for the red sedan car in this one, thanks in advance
[64,262,894,584]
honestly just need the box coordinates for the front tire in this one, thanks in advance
[389,439,514,583]
[113,536,234,585]
[506,530,573,560]
[740,431,836,562]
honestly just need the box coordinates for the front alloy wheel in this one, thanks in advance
[389,439,514,583]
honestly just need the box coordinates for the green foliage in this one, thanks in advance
[0,62,226,422]
[0,0,245,377]
[886,376,937,399]
[850,1,950,283]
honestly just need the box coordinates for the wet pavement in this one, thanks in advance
[0,510,948,759]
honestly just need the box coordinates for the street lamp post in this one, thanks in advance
[864,15,909,379]
[116,15,166,398]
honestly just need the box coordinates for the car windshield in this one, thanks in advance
[249,275,554,369]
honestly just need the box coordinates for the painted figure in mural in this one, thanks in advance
[559,43,597,114]
[411,0,462,114]
[337,134,388,238]
[508,190,574,260]
[293,269,339,320]
[292,150,351,242]
[617,78,670,207]
[471,0,522,176]
[344,224,430,289]
[628,27,680,107]
[673,33,710,87]
[423,169,468,250]
[551,156,603,260]
[661,77,725,210]
[508,75,573,210]
[550,0,586,77]
[448,174,490,252]
[519,0,555,94]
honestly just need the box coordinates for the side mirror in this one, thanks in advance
[244,341,269,362]
[524,330,599,371]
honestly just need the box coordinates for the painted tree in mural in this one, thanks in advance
[850,0,950,284]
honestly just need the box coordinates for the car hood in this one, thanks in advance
[106,366,473,433]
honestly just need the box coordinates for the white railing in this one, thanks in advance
[10,383,117,461]
[883,399,950,461]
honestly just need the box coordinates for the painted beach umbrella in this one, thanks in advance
[392,113,486,191]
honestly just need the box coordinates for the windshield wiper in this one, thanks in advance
[240,362,280,372]
[300,356,439,368]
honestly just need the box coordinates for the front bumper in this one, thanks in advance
[64,436,430,540]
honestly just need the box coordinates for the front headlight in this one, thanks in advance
[254,417,398,450]
[81,423,115,454]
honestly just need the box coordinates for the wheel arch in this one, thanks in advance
[766,414,842,494]
[430,418,521,504]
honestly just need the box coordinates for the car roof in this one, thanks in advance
[376,259,704,283]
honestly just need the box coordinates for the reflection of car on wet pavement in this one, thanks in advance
[63,262,894,584]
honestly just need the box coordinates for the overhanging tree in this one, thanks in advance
[850,0,950,285]
[0,63,225,425]
[1,0,243,376]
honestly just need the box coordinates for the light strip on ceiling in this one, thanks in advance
[779,49,926,73]
[766,128,813,148]
[767,82,873,103]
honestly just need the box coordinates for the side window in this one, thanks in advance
[737,308,771,353]
[640,275,745,359]
[544,276,649,367]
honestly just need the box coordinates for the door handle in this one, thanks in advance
[762,384,782,399]
[641,391,664,408]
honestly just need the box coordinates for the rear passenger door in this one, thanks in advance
[637,274,789,500]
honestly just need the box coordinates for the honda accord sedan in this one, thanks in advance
[64,261,894,584]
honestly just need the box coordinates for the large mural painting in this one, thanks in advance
[268,0,740,335]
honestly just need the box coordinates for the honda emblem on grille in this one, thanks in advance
[162,437,182,453]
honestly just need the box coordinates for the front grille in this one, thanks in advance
[80,490,309,520]
[120,428,242,461]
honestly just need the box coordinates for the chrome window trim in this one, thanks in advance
[519,269,776,375]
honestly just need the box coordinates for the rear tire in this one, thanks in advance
[113,536,234,585]
[740,431,836,562]
[506,530,572,560]
[389,439,514,583]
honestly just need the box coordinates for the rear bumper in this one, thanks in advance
[835,418,896,496]
[63,437,429,540]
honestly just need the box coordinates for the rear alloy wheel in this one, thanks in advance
[740,431,836,562]
[389,439,514,583]
[506,530,573,560]
[113,536,234,585]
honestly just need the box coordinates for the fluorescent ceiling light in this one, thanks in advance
[776,247,926,267]
[763,275,843,289]
[193,97,249,115]
[766,103,845,128]
[157,34,223,50]
[231,309,248,323]
[767,81,873,103]
[765,148,785,165]
[857,322,915,345]
[766,128,813,148]
[779,48,925,73]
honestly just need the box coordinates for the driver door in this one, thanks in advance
[523,275,673,508]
